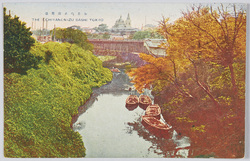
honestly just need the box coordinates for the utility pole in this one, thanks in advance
[42,18,45,36]
[54,24,56,41]
[40,27,42,36]
[46,19,48,36]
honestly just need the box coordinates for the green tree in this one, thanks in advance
[52,28,93,51]
[132,30,163,40]
[102,32,110,39]
[4,7,42,74]
[32,29,50,36]
[94,23,109,33]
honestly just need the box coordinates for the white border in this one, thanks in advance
[0,0,249,161]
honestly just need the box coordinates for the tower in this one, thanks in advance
[125,13,131,28]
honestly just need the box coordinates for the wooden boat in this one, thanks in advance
[110,68,121,73]
[145,104,161,120]
[139,95,152,110]
[125,95,139,110]
[142,115,172,139]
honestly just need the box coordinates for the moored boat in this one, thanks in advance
[139,95,152,110]
[145,104,161,120]
[125,95,139,110]
[110,68,121,73]
[141,115,172,139]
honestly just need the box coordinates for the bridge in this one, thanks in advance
[88,39,150,55]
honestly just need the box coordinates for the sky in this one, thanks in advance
[3,2,195,30]
[3,3,247,30]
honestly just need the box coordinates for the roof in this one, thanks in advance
[144,39,166,48]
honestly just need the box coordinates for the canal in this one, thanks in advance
[73,70,190,158]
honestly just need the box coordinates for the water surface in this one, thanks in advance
[73,71,190,158]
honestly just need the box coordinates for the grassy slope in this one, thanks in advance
[4,42,113,157]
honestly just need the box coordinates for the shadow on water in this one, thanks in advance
[74,70,137,116]
[72,70,190,158]
[125,116,191,158]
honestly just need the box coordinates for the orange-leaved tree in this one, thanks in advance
[181,4,246,97]
[127,4,246,158]
[128,53,193,98]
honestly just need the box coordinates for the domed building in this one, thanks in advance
[113,14,131,29]
[111,13,138,35]
[113,16,125,28]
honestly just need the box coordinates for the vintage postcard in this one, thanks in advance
[2,2,247,159]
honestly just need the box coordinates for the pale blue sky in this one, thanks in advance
[3,2,193,30]
[4,3,247,30]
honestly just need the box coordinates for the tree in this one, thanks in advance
[94,23,109,33]
[52,28,93,51]
[157,4,246,105]
[32,29,50,36]
[4,7,42,74]
[102,32,110,39]
[128,4,246,158]
[132,30,163,40]
[181,4,246,96]
[128,53,193,99]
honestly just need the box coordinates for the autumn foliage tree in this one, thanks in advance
[181,4,246,97]
[128,4,246,158]
[158,4,246,105]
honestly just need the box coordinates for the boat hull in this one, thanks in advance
[142,116,172,139]
[125,95,139,111]
[139,95,152,110]
[139,103,150,110]
[110,68,121,72]
[145,104,161,120]
[125,103,138,111]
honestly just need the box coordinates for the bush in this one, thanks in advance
[4,42,112,157]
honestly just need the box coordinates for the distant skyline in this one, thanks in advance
[3,3,193,30]
[3,2,247,31]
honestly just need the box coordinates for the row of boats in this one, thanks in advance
[125,95,172,139]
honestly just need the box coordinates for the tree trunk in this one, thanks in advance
[228,63,238,95]
[192,61,220,108]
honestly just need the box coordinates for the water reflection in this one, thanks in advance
[126,116,190,158]
[73,70,190,158]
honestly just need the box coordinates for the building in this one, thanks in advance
[82,27,95,33]
[67,25,82,30]
[144,39,167,57]
[113,14,131,29]
[110,35,125,40]
[32,34,52,43]
[143,24,157,31]
[111,13,139,35]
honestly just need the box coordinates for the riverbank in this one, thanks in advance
[150,70,245,158]
[71,92,100,129]
[95,52,147,69]
[126,52,245,158]
[4,42,113,157]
